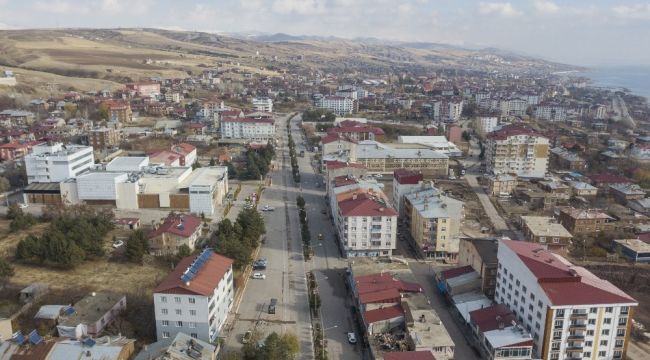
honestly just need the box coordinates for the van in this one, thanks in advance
[268,298,277,314]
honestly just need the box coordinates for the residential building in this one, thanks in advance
[0,336,136,360]
[404,186,464,261]
[323,160,367,193]
[567,181,598,198]
[476,116,499,136]
[252,97,273,112]
[328,122,385,142]
[469,304,534,360]
[0,140,42,161]
[126,81,160,97]
[315,95,355,115]
[134,332,216,360]
[458,238,499,299]
[495,240,637,360]
[587,174,633,192]
[89,127,120,149]
[335,192,397,257]
[558,207,615,236]
[609,183,646,205]
[533,104,567,122]
[153,249,234,343]
[612,239,650,263]
[630,144,650,163]
[485,124,549,178]
[397,136,462,157]
[148,213,203,256]
[171,143,198,167]
[486,173,518,196]
[24,142,94,184]
[221,117,275,141]
[392,168,424,217]
[56,292,126,337]
[356,140,449,176]
[519,216,573,252]
[320,133,357,166]
[104,100,133,123]
[549,147,587,171]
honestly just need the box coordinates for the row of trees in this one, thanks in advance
[238,332,300,360]
[206,208,266,270]
[302,109,336,123]
[233,142,276,180]
[287,122,301,183]
[14,205,114,269]
[297,196,311,259]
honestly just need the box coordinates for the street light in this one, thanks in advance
[320,324,338,359]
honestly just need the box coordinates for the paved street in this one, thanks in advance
[222,114,314,358]
[465,174,508,232]
[290,115,363,360]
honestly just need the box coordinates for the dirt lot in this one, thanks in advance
[436,180,492,237]
[585,263,650,327]
[0,220,49,258]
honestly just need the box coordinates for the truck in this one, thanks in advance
[268,298,277,314]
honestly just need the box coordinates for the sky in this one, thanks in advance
[0,0,649,66]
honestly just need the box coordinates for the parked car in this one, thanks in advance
[242,330,253,344]
[262,205,275,211]
[18,203,28,209]
[252,272,266,279]
[347,332,357,344]
[112,240,124,248]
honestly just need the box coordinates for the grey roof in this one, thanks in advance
[59,292,125,326]
[356,140,448,160]
[34,305,66,320]
[134,332,215,360]
[469,238,498,265]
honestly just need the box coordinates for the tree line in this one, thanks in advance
[228,142,276,181]
[302,109,336,123]
[205,208,266,270]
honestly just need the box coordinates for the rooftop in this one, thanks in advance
[520,216,572,238]
[469,303,516,332]
[149,213,202,239]
[58,292,125,327]
[357,140,448,160]
[154,249,233,297]
[559,207,614,220]
[393,169,424,185]
[383,351,437,360]
[48,336,134,360]
[134,332,215,360]
[338,192,397,217]
[614,239,650,254]
[487,124,544,141]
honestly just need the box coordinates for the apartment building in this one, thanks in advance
[519,216,573,252]
[495,240,637,360]
[475,116,499,136]
[315,95,356,115]
[486,173,518,196]
[252,98,273,112]
[221,117,275,141]
[153,249,234,343]
[148,213,203,256]
[356,140,449,176]
[557,207,615,236]
[320,133,357,166]
[404,187,464,261]
[549,147,587,171]
[392,168,424,217]
[0,140,42,161]
[126,81,160,97]
[89,127,120,149]
[104,100,133,123]
[485,124,549,178]
[458,238,498,299]
[335,192,397,257]
[534,104,567,122]
[24,142,94,184]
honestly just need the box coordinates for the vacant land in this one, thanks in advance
[0,219,49,257]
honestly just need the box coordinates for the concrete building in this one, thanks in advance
[148,213,203,256]
[134,332,216,360]
[392,168,424,217]
[221,117,275,141]
[320,133,357,166]
[534,104,567,122]
[495,240,637,360]
[549,147,587,171]
[476,116,499,136]
[609,183,646,205]
[486,173,518,196]
[469,304,534,360]
[356,140,449,176]
[485,124,549,178]
[153,249,234,343]
[397,136,462,157]
[126,81,160,97]
[252,98,273,112]
[106,156,149,172]
[519,216,573,252]
[89,127,120,149]
[458,238,499,299]
[315,95,355,115]
[0,140,42,161]
[558,207,615,236]
[612,239,650,263]
[104,100,133,123]
[24,142,94,184]
[56,292,126,338]
[335,192,397,257]
[404,186,464,261]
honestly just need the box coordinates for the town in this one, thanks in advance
[0,26,648,360]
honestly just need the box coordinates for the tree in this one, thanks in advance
[125,230,148,264]
[296,196,305,209]
[462,130,471,142]
[209,157,216,166]
[0,257,14,288]
[0,176,10,193]
[192,160,202,170]
[176,244,191,259]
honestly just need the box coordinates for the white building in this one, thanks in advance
[485,124,549,178]
[221,117,275,141]
[496,240,637,360]
[106,156,149,172]
[392,168,424,217]
[24,143,94,184]
[397,136,462,157]
[335,192,397,257]
[153,249,234,343]
[315,96,355,115]
[186,167,229,216]
[475,116,499,136]
[252,98,273,112]
[534,104,567,122]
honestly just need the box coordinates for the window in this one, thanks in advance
[554,320,563,328]
[161,296,167,303]
[550,354,559,360]
[509,273,513,280]
[191,333,198,339]
[161,309,168,315]
[599,351,607,357]
[604,318,612,324]
[536,311,542,319]
[606,307,613,313]
[516,279,520,286]
[162,320,169,326]
[590,307,597,314]
[621,306,629,314]
[522,285,527,293]
[176,321,183,327]
[585,341,592,347]
[584,351,591,357]
[556,309,565,317]
[538,300,543,308]
[619,318,627,326]
[589,319,596,325]
[175,309,182,315]
[174,297,181,303]
[600,340,608,346]
[189,322,196,329]
[539,236,546,243]
[587,330,594,336]
[162,331,170,339]
[190,310,196,316]
[188,297,196,304]
[530,293,535,301]
[615,339,624,347]
[535,322,541,330]
[551,342,560,350]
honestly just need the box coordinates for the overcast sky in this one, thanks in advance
[1,0,649,66]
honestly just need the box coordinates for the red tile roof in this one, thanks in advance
[325,160,366,170]
[359,288,401,305]
[469,304,516,332]
[330,125,385,136]
[321,133,357,145]
[587,174,633,184]
[172,143,196,156]
[502,240,637,306]
[638,232,650,244]
[149,214,202,239]
[148,150,181,165]
[364,304,404,324]
[338,193,397,217]
[438,265,474,281]
[487,124,543,140]
[222,116,274,124]
[355,273,422,304]
[393,168,423,185]
[333,175,358,188]
[383,351,437,360]
[154,250,233,296]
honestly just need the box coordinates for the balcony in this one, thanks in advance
[565,345,583,352]
[569,322,587,330]
[570,312,588,320]
[567,333,585,341]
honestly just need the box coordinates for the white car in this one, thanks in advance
[252,272,266,279]
[18,203,28,209]
[112,240,124,249]
[262,205,275,211]
[347,332,357,344]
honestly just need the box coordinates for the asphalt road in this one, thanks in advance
[290,115,363,360]
[222,114,314,358]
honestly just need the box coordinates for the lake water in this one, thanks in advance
[582,65,650,100]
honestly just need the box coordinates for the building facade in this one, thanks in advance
[24,143,94,184]
[485,124,549,178]
[315,96,355,115]
[221,117,275,140]
[252,98,273,112]
[89,127,120,149]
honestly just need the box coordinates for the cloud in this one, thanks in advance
[188,4,218,23]
[271,0,326,15]
[101,0,152,15]
[34,0,86,14]
[613,4,650,20]
[478,2,522,18]
[533,0,559,15]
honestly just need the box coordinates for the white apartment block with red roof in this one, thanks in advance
[496,240,637,360]
[485,124,550,178]
[335,192,397,257]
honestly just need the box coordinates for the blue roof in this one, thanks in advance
[29,330,43,345]
[82,337,96,347]
[12,331,25,345]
